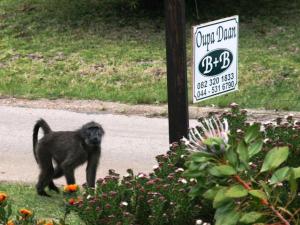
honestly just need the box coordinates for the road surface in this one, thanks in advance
[0,105,196,186]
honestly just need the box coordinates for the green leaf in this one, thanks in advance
[270,167,291,184]
[239,211,263,223]
[190,151,215,159]
[292,167,300,179]
[260,147,289,172]
[7,203,12,219]
[237,141,249,166]
[209,165,237,177]
[215,203,240,225]
[185,161,198,171]
[192,156,213,163]
[249,190,267,200]
[259,181,271,199]
[289,170,298,198]
[183,170,203,178]
[203,186,223,200]
[245,124,260,143]
[213,187,231,208]
[189,185,202,198]
[225,185,248,198]
[225,148,238,168]
[203,137,224,146]
[248,140,263,158]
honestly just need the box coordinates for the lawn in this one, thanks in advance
[0,182,83,224]
[0,0,299,110]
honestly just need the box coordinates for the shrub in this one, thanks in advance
[64,144,207,225]
[184,104,300,225]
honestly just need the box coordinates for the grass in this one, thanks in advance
[0,0,300,110]
[0,182,83,224]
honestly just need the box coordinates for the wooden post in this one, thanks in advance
[164,0,189,143]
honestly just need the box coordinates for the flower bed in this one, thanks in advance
[1,104,300,225]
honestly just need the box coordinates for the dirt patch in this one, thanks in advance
[0,97,300,122]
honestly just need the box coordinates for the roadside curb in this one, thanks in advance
[1,97,300,122]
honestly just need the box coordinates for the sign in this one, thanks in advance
[192,16,239,103]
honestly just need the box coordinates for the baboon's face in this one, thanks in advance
[84,126,103,146]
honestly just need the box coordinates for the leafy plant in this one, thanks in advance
[0,192,65,225]
[184,105,300,225]
[0,192,12,224]
[64,144,206,225]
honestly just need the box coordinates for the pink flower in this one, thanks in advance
[182,117,229,153]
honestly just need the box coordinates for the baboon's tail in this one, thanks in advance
[33,119,52,163]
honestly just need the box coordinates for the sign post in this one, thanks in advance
[165,0,189,143]
[193,16,239,103]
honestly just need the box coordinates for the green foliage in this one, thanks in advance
[64,144,205,225]
[184,104,300,224]
[260,146,289,172]
[0,197,61,225]
[1,0,300,109]
[0,183,82,224]
[0,193,12,224]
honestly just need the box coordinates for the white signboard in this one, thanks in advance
[193,16,239,103]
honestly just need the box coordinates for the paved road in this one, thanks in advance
[0,105,196,186]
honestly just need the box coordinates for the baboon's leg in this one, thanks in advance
[36,156,54,197]
[61,161,76,184]
[86,152,100,187]
[53,166,64,179]
[64,168,76,184]
[36,170,53,197]
[48,181,59,193]
[48,166,62,193]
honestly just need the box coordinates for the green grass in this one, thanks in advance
[0,0,300,109]
[0,182,83,224]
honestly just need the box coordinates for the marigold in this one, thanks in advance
[6,220,15,225]
[63,184,79,193]
[37,219,54,225]
[0,192,8,203]
[37,219,55,225]
[19,208,33,217]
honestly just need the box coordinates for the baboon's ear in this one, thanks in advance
[79,126,89,139]
[98,125,105,136]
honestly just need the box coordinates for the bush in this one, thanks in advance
[64,144,207,225]
[184,104,300,225]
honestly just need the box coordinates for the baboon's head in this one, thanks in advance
[81,122,104,146]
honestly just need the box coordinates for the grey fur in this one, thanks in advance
[33,119,104,197]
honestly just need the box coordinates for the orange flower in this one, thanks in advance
[19,208,33,217]
[63,184,79,193]
[37,219,54,225]
[6,220,15,225]
[0,192,8,203]
[43,221,54,225]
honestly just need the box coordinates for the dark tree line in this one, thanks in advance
[45,0,297,22]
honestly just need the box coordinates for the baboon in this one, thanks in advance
[33,119,104,197]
